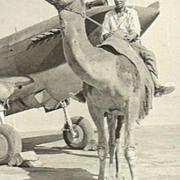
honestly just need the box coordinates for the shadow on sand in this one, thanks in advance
[22,132,98,158]
[24,167,96,180]
[22,133,63,151]
[34,145,99,159]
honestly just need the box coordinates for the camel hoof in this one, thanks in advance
[104,177,114,180]
[104,176,125,180]
[117,176,125,180]
[83,140,97,151]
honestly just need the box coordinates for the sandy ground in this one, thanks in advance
[0,124,180,180]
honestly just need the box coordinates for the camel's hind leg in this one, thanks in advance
[115,116,124,178]
[106,113,116,179]
[87,101,107,180]
[124,97,140,180]
[106,114,124,179]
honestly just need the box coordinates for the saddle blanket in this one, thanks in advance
[98,32,154,118]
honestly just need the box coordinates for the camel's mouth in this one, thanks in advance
[45,0,74,7]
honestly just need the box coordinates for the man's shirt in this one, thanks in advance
[102,7,141,37]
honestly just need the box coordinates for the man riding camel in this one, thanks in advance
[70,0,175,102]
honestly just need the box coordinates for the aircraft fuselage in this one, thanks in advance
[0,5,160,115]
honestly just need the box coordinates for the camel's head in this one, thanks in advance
[45,0,82,9]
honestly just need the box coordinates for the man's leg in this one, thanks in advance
[131,42,175,97]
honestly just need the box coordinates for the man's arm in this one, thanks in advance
[124,9,141,42]
[101,13,112,41]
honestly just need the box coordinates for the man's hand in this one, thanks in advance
[123,32,138,42]
[103,33,113,41]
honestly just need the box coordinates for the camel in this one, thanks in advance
[44,0,154,179]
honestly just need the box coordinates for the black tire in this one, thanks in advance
[0,124,22,165]
[63,116,94,149]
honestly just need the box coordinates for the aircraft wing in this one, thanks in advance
[0,3,159,76]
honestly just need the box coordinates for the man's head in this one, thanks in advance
[114,0,127,9]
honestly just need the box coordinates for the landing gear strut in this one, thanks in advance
[59,100,96,150]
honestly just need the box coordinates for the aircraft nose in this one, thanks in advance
[0,82,15,101]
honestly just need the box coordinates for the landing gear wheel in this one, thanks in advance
[63,116,94,149]
[0,124,22,165]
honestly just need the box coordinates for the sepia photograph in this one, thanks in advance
[0,0,179,179]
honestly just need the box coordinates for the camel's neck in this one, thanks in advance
[58,1,102,85]
[60,7,91,51]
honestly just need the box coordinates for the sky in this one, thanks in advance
[0,0,180,129]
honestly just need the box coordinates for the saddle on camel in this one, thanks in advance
[44,0,175,179]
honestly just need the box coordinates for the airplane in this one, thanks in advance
[0,1,160,165]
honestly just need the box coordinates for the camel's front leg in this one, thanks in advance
[95,118,108,180]
[87,102,107,180]
[98,134,108,180]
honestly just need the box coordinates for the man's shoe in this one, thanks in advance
[154,85,175,97]
[69,91,86,103]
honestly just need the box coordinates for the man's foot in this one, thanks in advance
[154,85,175,97]
[69,91,86,103]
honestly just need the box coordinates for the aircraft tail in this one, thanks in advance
[148,1,160,9]
[138,1,160,35]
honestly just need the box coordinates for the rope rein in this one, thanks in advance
[64,7,103,28]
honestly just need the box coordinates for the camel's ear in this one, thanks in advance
[45,0,74,8]
[79,0,85,7]
[44,0,61,9]
[44,0,57,6]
